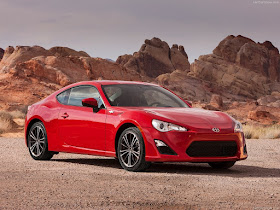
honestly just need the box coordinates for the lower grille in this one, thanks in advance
[186,141,237,157]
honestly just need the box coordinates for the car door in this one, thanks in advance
[57,85,107,151]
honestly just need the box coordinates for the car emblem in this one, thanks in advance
[212,128,220,133]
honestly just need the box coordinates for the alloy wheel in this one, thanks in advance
[119,131,141,168]
[29,125,46,157]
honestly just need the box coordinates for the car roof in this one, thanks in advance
[74,80,157,86]
[94,80,156,85]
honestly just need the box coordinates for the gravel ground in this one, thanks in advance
[0,138,279,210]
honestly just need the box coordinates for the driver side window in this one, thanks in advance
[68,86,104,108]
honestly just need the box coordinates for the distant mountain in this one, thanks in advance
[105,58,115,63]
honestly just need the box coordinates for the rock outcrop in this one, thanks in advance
[49,47,90,57]
[0,45,144,111]
[156,70,212,102]
[212,35,280,81]
[117,37,190,78]
[11,56,143,86]
[248,110,276,123]
[257,92,280,108]
[189,35,280,99]
[0,45,143,87]
[0,46,51,73]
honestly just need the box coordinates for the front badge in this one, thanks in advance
[212,127,220,133]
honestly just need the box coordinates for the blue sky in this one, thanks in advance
[0,0,279,62]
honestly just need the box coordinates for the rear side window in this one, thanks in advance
[56,89,70,105]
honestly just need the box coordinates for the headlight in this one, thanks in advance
[234,121,243,133]
[152,119,187,132]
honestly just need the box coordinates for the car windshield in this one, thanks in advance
[102,84,189,108]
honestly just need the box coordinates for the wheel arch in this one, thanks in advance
[25,118,43,146]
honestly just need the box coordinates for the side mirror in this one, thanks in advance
[82,98,99,112]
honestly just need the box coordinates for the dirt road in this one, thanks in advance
[0,138,279,209]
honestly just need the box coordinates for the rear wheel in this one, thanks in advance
[28,122,53,160]
[208,161,236,169]
[117,127,151,172]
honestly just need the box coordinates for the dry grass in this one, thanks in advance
[0,111,16,134]
[9,110,26,119]
[243,124,280,139]
[0,110,25,134]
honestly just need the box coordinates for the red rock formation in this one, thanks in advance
[0,36,280,126]
[190,35,280,99]
[0,45,145,111]
[170,44,190,71]
[117,37,190,78]
[248,110,276,123]
[12,56,144,86]
[0,46,51,73]
[156,70,212,102]
[212,35,280,82]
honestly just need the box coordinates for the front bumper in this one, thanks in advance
[142,127,248,162]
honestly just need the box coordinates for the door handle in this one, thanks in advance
[61,113,69,119]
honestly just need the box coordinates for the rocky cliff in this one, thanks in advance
[159,35,280,102]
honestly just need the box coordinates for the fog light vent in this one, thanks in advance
[154,140,177,155]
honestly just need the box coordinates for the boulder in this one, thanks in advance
[210,94,223,109]
[170,44,190,71]
[248,110,276,123]
[257,94,280,108]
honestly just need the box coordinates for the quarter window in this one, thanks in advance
[56,89,70,105]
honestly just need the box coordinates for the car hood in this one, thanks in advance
[117,107,235,132]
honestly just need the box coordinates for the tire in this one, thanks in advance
[208,161,236,169]
[117,127,151,172]
[28,122,53,160]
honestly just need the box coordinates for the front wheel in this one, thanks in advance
[117,127,151,172]
[28,122,53,160]
[208,161,236,169]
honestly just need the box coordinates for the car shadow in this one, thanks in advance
[52,158,123,169]
[52,158,280,178]
[148,163,280,178]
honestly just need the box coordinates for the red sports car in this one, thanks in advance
[25,80,247,171]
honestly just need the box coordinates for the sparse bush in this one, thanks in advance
[243,124,280,139]
[9,110,26,119]
[0,111,17,133]
[18,105,28,115]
